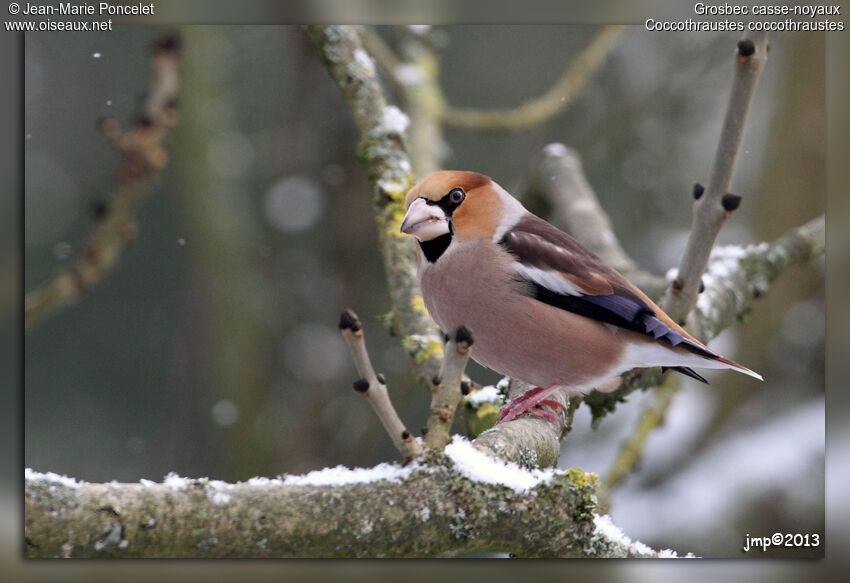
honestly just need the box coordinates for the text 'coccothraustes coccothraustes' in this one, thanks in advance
[400,170,761,424]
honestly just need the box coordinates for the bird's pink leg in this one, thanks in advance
[497,385,567,424]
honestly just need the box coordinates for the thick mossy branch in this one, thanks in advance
[25,458,662,558]
[25,30,181,329]
[308,25,442,387]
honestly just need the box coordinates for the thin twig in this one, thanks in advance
[600,33,770,488]
[424,326,473,450]
[339,309,423,461]
[25,30,181,328]
[441,26,624,130]
[664,32,769,323]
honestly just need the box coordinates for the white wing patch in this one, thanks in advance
[491,183,529,242]
[512,263,584,296]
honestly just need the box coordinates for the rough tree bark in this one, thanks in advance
[26,455,667,558]
[24,27,824,559]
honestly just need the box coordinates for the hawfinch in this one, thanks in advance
[400,171,761,423]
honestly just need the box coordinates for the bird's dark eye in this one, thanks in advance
[448,188,465,205]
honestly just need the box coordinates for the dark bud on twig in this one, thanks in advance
[454,325,474,347]
[401,430,411,441]
[721,193,742,212]
[90,200,109,221]
[136,115,153,129]
[698,279,705,294]
[693,182,704,200]
[421,427,429,436]
[338,308,362,332]
[431,375,442,387]
[737,39,756,58]
[671,278,684,293]
[460,380,471,395]
[442,331,450,344]
[376,373,386,385]
[353,378,370,393]
[153,30,182,55]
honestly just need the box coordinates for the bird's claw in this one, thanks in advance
[496,387,566,424]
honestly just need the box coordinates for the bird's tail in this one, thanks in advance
[714,355,763,381]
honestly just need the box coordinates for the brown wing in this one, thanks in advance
[499,214,718,359]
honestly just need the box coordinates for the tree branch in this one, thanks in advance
[25,30,181,329]
[307,25,443,387]
[339,309,423,461]
[462,215,823,447]
[603,33,769,486]
[472,387,570,469]
[441,26,624,131]
[424,326,473,450]
[664,32,769,323]
[584,215,824,424]
[394,27,447,176]
[602,376,680,490]
[25,452,675,558]
[527,143,668,297]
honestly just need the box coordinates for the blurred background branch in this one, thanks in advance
[524,143,668,296]
[24,30,181,328]
[441,26,624,130]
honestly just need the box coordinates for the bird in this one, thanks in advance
[399,170,762,424]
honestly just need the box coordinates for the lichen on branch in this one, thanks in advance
[25,444,674,558]
[307,25,442,387]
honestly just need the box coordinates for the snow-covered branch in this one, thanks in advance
[24,442,679,558]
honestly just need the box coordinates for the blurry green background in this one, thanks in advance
[24,25,824,557]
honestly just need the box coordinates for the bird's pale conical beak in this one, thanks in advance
[400,198,449,241]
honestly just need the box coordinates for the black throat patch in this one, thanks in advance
[419,233,452,263]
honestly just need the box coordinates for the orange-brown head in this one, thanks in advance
[401,171,513,243]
